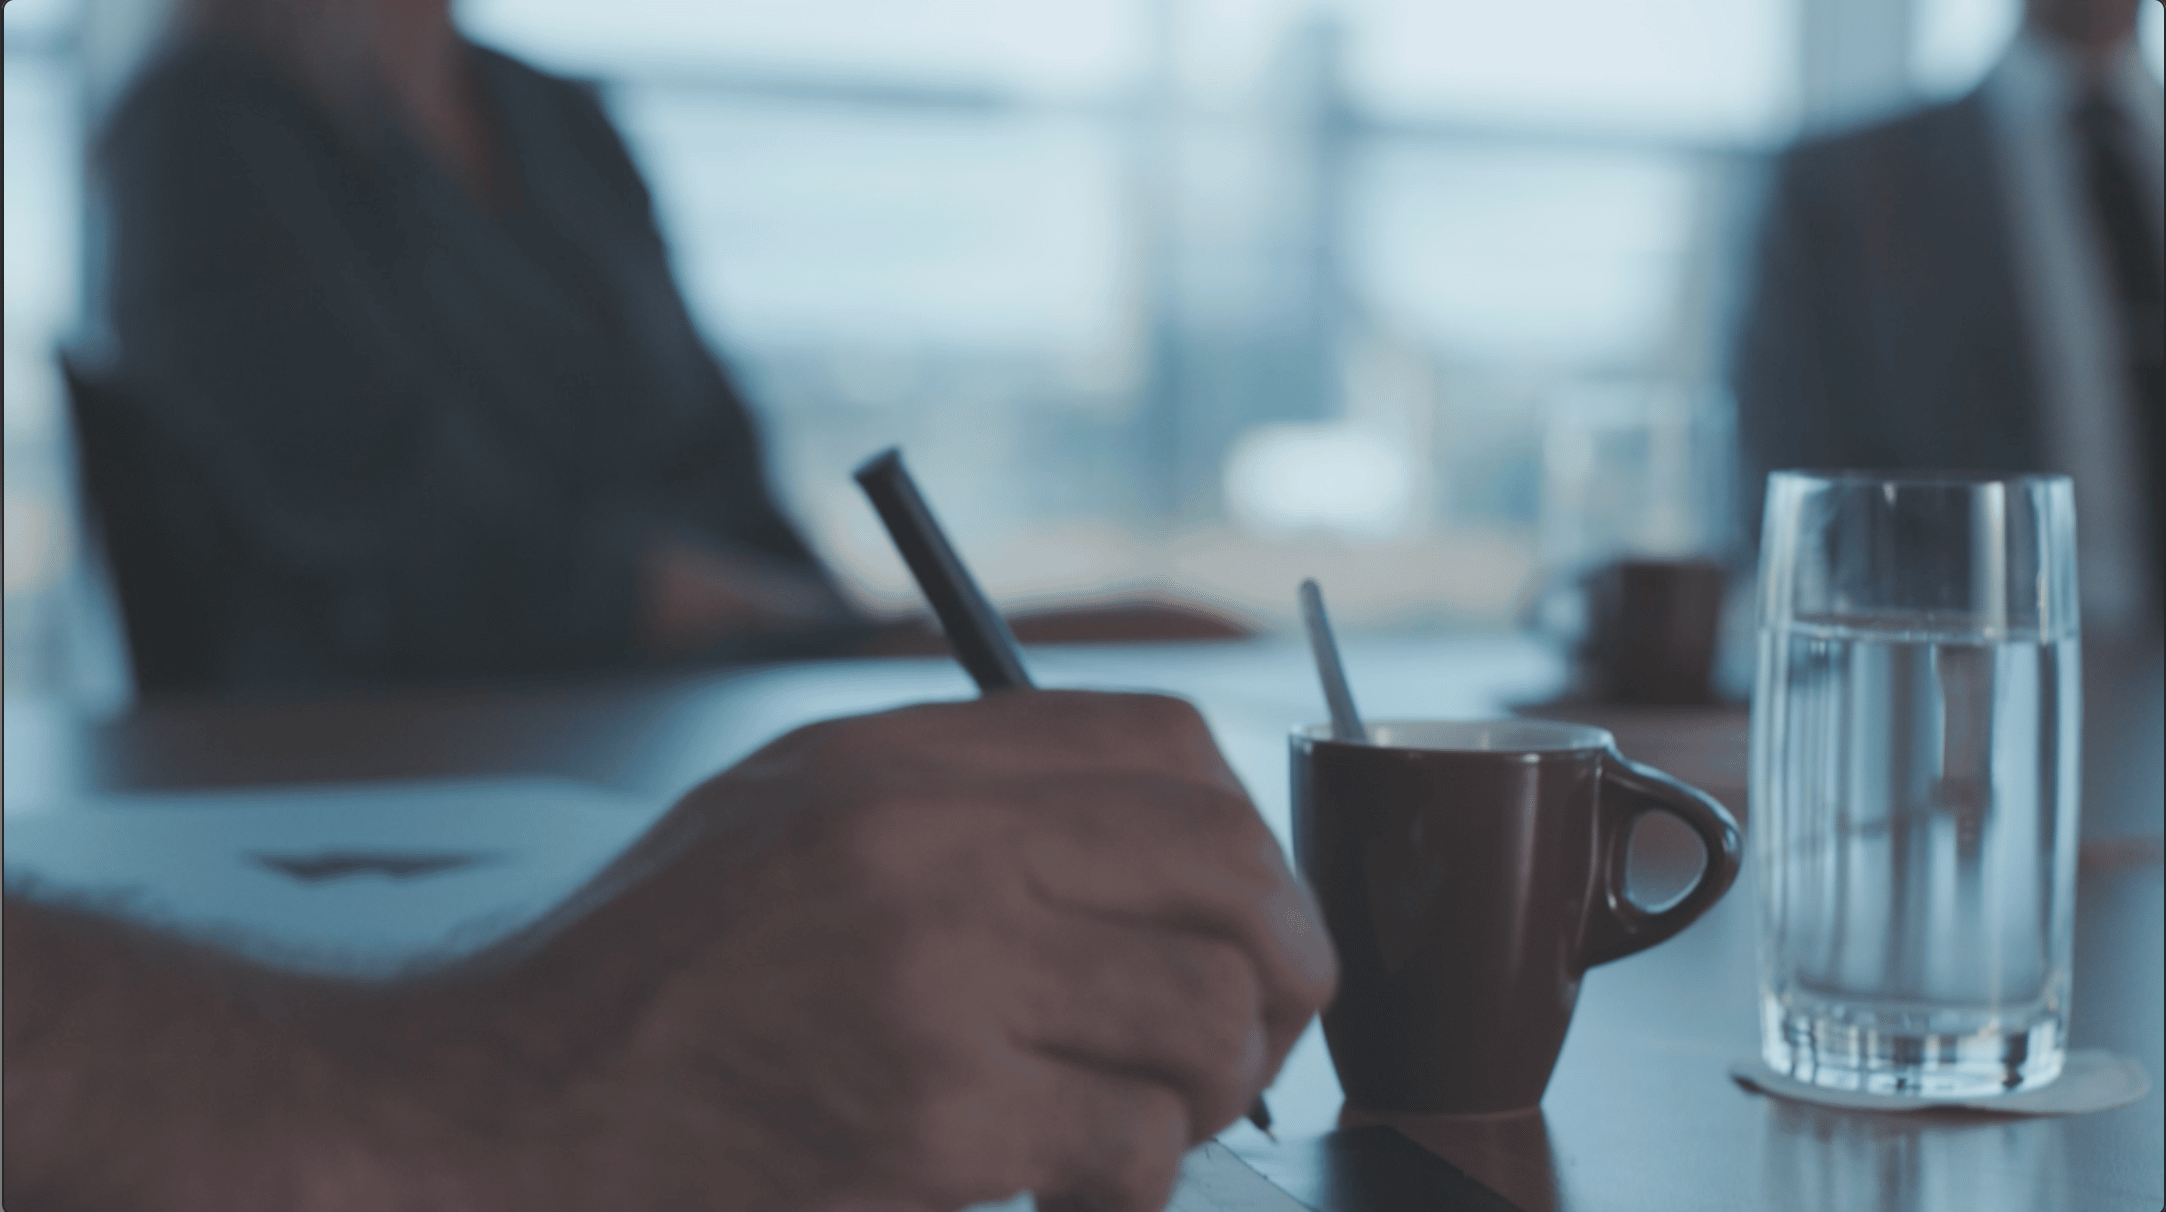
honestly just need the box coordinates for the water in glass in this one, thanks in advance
[1754,616,2080,1096]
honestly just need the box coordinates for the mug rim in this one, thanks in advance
[1293,718,1615,754]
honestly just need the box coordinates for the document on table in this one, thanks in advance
[962,1141,1311,1212]
[2,777,673,975]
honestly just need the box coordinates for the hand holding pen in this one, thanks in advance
[856,447,1296,1142]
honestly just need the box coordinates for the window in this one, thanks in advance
[461,0,1793,627]
[6,0,103,698]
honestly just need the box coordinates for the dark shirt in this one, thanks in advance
[1731,90,2043,545]
[95,38,851,691]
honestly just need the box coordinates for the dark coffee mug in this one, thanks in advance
[1579,558,1728,705]
[1292,719,1741,1114]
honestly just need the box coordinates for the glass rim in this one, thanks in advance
[1768,468,2072,489]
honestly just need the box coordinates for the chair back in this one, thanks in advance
[62,357,225,695]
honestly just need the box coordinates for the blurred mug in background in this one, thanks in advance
[1522,557,1732,707]
[1527,379,1743,706]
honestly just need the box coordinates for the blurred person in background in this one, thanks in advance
[86,0,1241,696]
[1732,0,2162,645]
[93,0,859,689]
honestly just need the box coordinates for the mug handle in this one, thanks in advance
[1578,750,1743,968]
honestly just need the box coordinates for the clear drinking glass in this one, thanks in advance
[1752,471,2081,1097]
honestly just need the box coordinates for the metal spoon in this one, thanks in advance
[1299,579,1368,744]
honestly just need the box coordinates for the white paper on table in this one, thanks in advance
[2,777,674,976]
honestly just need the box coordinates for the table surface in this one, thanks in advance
[6,632,2160,1212]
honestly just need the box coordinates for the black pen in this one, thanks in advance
[854,447,1032,692]
[853,447,1277,1141]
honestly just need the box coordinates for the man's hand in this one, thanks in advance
[471,691,1334,1212]
[6,693,1332,1212]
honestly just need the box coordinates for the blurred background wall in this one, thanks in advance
[7,0,2164,707]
